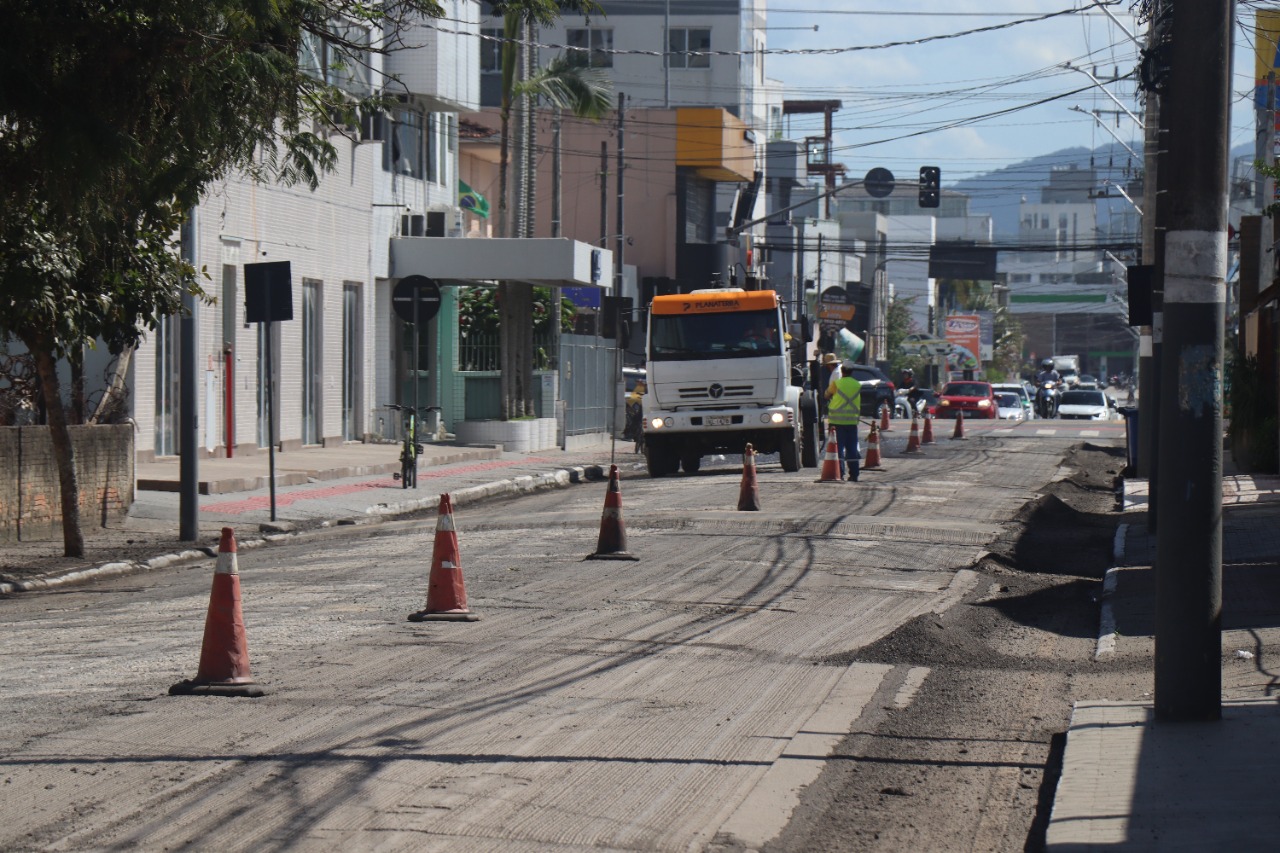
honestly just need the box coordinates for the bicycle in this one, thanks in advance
[386,404,440,489]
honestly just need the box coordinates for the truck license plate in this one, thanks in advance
[706,415,732,427]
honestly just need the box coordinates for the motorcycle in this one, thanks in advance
[1035,380,1059,419]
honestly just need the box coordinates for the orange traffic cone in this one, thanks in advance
[587,465,639,560]
[879,402,892,431]
[904,414,922,453]
[863,423,882,469]
[409,494,481,621]
[170,528,265,697]
[951,410,967,440]
[817,426,843,483]
[738,443,761,511]
[921,410,936,445]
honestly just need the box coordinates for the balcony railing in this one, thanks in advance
[459,330,559,373]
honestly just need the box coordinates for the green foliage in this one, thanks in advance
[882,295,923,377]
[1256,160,1280,220]
[988,305,1024,381]
[0,1,446,554]
[1227,352,1279,472]
[459,286,575,339]
[1,1,446,359]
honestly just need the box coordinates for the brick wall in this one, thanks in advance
[0,425,135,543]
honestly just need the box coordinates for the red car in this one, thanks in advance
[937,380,998,419]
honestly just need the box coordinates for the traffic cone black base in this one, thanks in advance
[409,609,481,622]
[169,680,266,697]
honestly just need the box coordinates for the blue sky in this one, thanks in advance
[764,2,1258,186]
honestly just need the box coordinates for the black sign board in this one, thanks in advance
[244,261,293,323]
[864,167,895,199]
[392,275,442,325]
[1127,265,1154,326]
[928,242,998,281]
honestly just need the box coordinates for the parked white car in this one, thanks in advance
[899,332,951,357]
[1057,389,1115,421]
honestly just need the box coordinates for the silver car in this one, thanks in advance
[991,383,1034,419]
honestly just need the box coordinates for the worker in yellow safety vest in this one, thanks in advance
[824,359,863,482]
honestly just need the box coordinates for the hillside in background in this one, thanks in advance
[950,141,1255,240]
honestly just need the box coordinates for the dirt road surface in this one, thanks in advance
[0,430,1131,851]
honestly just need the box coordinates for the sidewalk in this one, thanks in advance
[1,436,638,594]
[1047,472,1280,850]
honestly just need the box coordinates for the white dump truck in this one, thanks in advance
[641,289,807,477]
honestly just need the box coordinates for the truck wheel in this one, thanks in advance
[680,452,702,474]
[800,402,818,468]
[779,430,801,472]
[646,439,676,478]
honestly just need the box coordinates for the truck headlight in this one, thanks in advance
[977,399,991,408]
[761,411,785,424]
[940,399,951,406]
[649,417,665,430]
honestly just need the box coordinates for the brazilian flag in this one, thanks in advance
[458,180,490,219]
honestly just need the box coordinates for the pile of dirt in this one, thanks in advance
[766,441,1136,853]
[985,443,1125,579]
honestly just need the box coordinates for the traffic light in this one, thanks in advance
[919,165,941,208]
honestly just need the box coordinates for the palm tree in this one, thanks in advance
[491,1,609,419]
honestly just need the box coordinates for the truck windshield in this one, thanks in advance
[649,308,781,361]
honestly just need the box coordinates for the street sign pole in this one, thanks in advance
[391,276,443,483]
[413,287,420,488]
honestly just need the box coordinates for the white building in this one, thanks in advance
[132,3,611,462]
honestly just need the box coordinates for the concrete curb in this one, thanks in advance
[1094,522,1129,659]
[0,463,606,596]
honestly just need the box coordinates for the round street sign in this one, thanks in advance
[392,275,442,325]
[864,167,896,199]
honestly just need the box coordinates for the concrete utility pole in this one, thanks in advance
[616,93,626,298]
[1154,0,1233,722]
[1136,42,1159,479]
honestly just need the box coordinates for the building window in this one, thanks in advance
[669,27,711,69]
[379,108,424,178]
[299,24,371,95]
[302,280,322,446]
[480,27,503,73]
[567,27,613,68]
[342,283,361,442]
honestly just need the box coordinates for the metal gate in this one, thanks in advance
[559,334,619,438]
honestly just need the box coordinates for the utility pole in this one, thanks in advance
[1154,0,1232,722]
[599,141,609,249]
[663,0,671,109]
[1136,20,1160,479]
[616,93,626,300]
